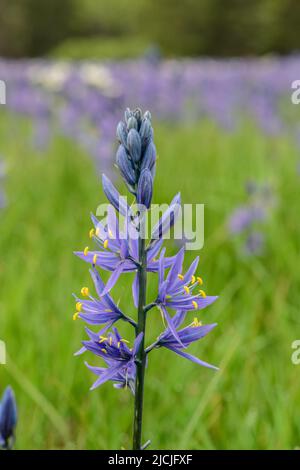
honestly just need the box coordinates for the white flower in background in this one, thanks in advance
[28,62,71,91]
[79,63,121,97]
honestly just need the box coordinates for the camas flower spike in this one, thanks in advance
[73,107,219,450]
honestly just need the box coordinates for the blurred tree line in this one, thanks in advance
[0,0,300,58]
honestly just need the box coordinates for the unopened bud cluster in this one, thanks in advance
[116,107,156,209]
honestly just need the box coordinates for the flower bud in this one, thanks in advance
[133,107,142,125]
[124,108,132,123]
[143,110,151,121]
[141,142,156,172]
[102,174,129,216]
[116,121,128,148]
[127,128,142,163]
[140,118,153,149]
[116,145,136,186]
[137,169,153,209]
[0,386,17,450]
[127,116,138,131]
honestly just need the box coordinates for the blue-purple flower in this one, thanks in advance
[83,328,143,391]
[154,247,217,344]
[0,386,17,450]
[73,267,136,329]
[147,311,218,370]
[228,181,275,256]
[75,205,176,295]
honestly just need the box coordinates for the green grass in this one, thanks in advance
[0,113,300,449]
[51,36,150,60]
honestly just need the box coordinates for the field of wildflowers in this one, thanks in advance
[0,57,300,449]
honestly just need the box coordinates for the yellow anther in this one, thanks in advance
[191,275,196,284]
[108,229,113,238]
[166,294,172,299]
[192,317,202,327]
[99,336,107,343]
[93,254,98,265]
[103,239,109,249]
[109,337,113,346]
[73,312,79,321]
[75,302,82,312]
[178,274,184,281]
[183,285,190,294]
[95,227,101,236]
[197,276,203,286]
[120,339,129,344]
[199,289,207,298]
[192,300,198,309]
[101,348,107,354]
[81,287,89,297]
[84,246,89,256]
[117,341,120,348]
[89,228,95,239]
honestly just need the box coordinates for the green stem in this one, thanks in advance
[132,233,147,450]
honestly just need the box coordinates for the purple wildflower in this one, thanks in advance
[73,107,219,449]
[147,311,218,370]
[75,206,176,295]
[155,247,217,345]
[0,386,17,450]
[229,205,265,234]
[83,328,143,391]
[73,267,136,329]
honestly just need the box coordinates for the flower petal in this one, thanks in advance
[160,305,185,348]
[132,272,139,308]
[168,348,218,370]
[100,263,125,296]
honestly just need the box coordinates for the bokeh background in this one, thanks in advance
[1,0,300,450]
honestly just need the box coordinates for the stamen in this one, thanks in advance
[192,300,198,309]
[101,348,107,354]
[166,294,172,299]
[81,287,89,296]
[177,274,184,280]
[108,229,113,238]
[76,302,82,312]
[158,306,166,327]
[120,339,130,344]
[73,312,79,321]
[95,227,101,237]
[99,336,107,343]
[117,341,120,348]
[192,317,202,327]
[183,285,190,294]
[197,276,203,286]
[103,239,109,249]
[92,254,98,265]
[89,228,95,239]
[191,275,196,284]
[84,246,89,256]
[199,289,207,298]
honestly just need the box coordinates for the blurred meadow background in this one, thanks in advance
[1,0,300,450]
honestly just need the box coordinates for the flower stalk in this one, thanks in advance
[133,233,147,450]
